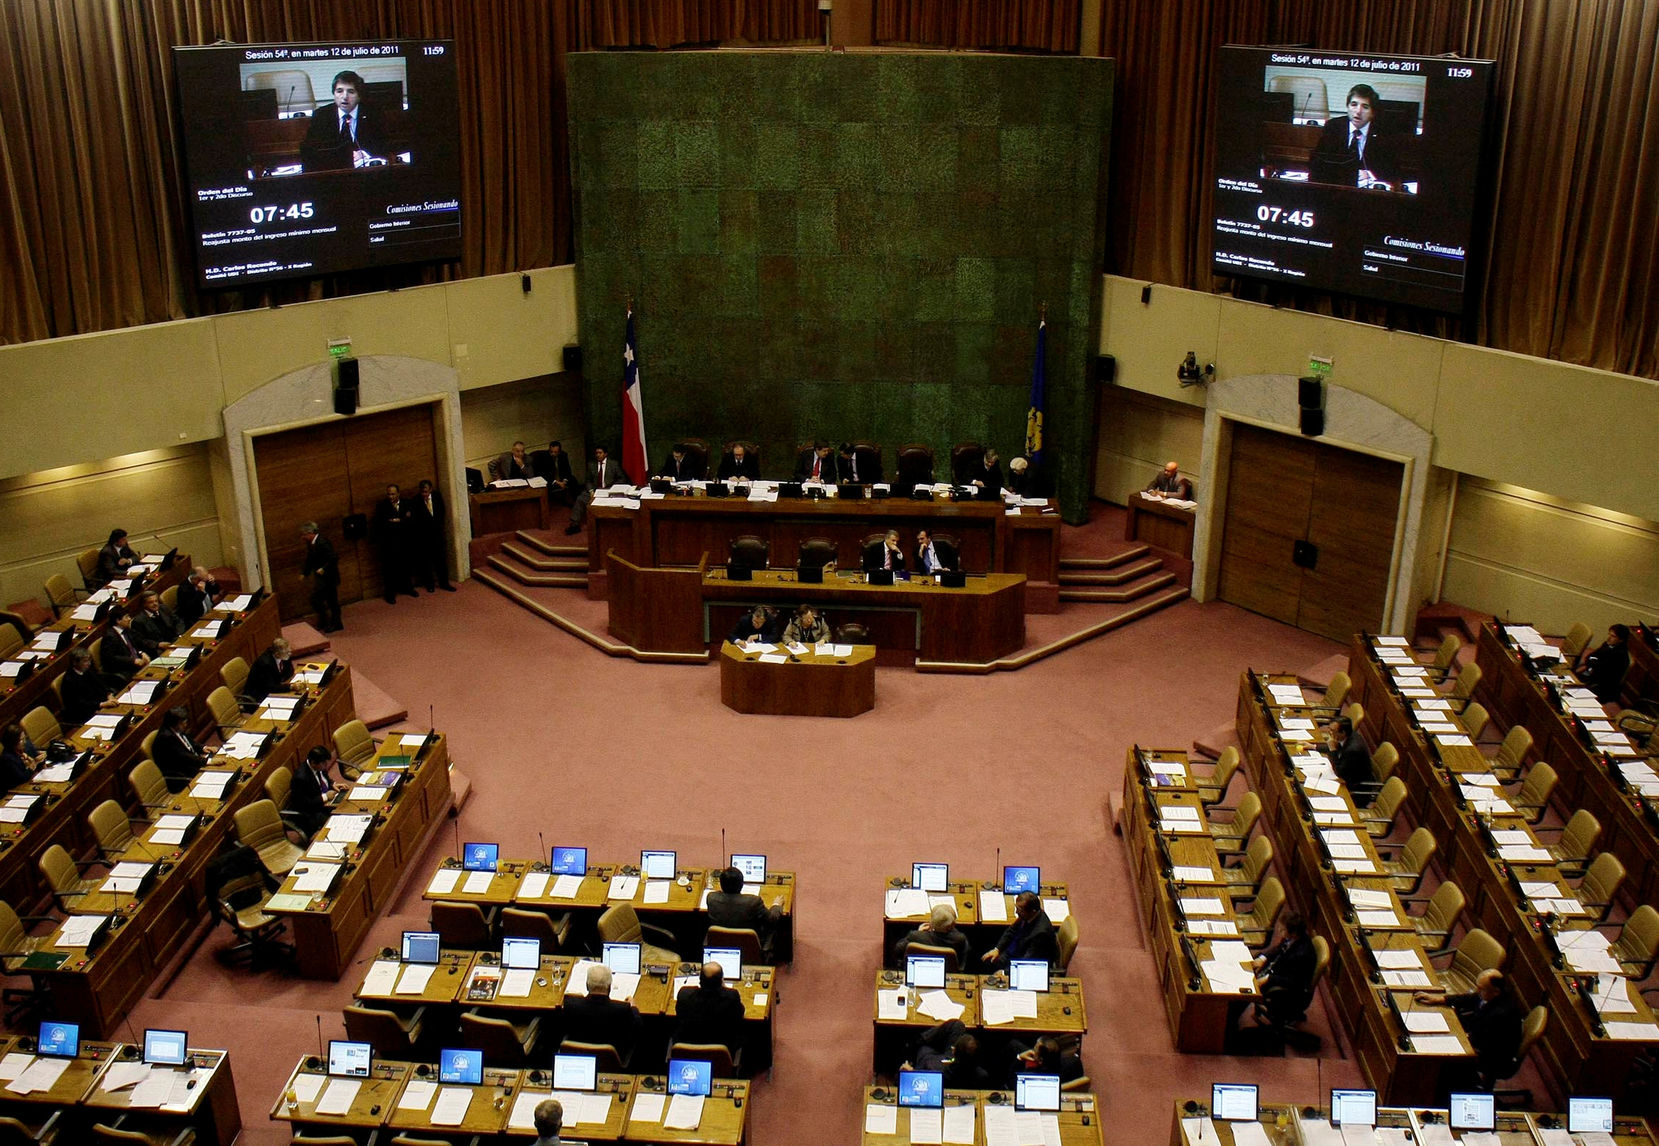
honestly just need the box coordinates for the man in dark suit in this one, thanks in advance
[490,441,537,483]
[707,866,784,957]
[716,444,759,482]
[542,440,580,505]
[59,648,110,726]
[1007,456,1047,498]
[1004,1036,1085,1089]
[94,528,137,585]
[1415,970,1525,1090]
[412,479,455,592]
[863,529,907,574]
[300,522,342,633]
[672,962,746,1054]
[839,442,881,484]
[969,448,1003,496]
[726,607,779,646]
[1580,624,1630,704]
[373,484,418,603]
[1326,716,1374,804]
[1249,911,1318,1028]
[175,566,221,626]
[152,707,208,793]
[891,903,970,969]
[299,70,383,171]
[562,964,644,1064]
[246,638,295,706]
[793,442,839,484]
[1310,83,1396,187]
[100,612,149,682]
[0,724,35,795]
[131,589,180,653]
[290,745,346,836]
[914,529,955,575]
[980,891,1058,972]
[657,444,701,482]
[565,447,626,535]
[909,1020,990,1088]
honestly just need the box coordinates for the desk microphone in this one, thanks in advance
[316,1014,324,1060]
[994,846,1000,890]
[538,831,546,864]
[721,827,726,867]
[453,817,461,860]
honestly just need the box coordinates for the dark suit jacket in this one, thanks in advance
[305,537,340,586]
[672,983,746,1052]
[153,728,208,793]
[1582,641,1629,703]
[100,625,145,680]
[492,452,537,482]
[540,450,579,491]
[1008,464,1047,498]
[659,453,703,482]
[915,543,953,574]
[0,752,31,795]
[1257,933,1317,1022]
[839,449,882,484]
[588,458,626,490]
[726,615,779,644]
[794,450,840,483]
[1331,732,1373,800]
[891,926,970,969]
[246,651,294,705]
[1449,990,1524,1082]
[993,912,1059,966]
[300,105,384,170]
[561,993,644,1059]
[707,891,782,946]
[1311,117,1395,185]
[863,544,907,573]
[59,668,110,726]
[95,543,136,585]
[132,607,180,653]
[374,498,414,550]
[289,763,336,833]
[411,491,446,539]
[716,452,760,481]
[176,581,217,625]
[971,462,1004,496]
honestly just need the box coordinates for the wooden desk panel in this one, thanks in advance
[625,1077,749,1144]
[469,486,550,535]
[1125,494,1196,557]
[719,641,875,717]
[859,1086,983,1146]
[81,1046,241,1146]
[502,1070,635,1140]
[271,1057,410,1134]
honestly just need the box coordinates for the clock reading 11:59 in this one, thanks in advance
[1257,205,1315,227]
[250,202,315,224]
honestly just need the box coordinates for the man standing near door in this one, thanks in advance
[412,479,456,592]
[300,521,342,633]
[373,484,418,603]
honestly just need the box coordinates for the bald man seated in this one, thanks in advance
[1144,461,1194,501]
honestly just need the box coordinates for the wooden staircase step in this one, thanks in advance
[501,540,589,573]
[1057,545,1150,570]
[1057,558,1164,586]
[487,554,588,589]
[513,530,587,558]
[1058,571,1178,603]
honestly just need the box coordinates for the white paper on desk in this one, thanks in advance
[8,1057,69,1094]
[117,680,164,705]
[943,1103,977,1143]
[1174,865,1218,883]
[1309,795,1348,811]
[981,990,1017,1026]
[461,869,494,894]
[291,1073,324,1104]
[664,1093,704,1130]
[564,960,598,996]
[1347,888,1392,908]
[867,1102,899,1135]
[610,971,641,1002]
[58,914,110,947]
[1567,948,1623,975]
[1210,939,1253,964]
[1419,722,1458,735]
[32,763,74,784]
[326,814,373,843]
[1606,1020,1659,1040]
[1404,1011,1450,1033]
[1281,728,1315,741]
[1010,1109,1045,1146]
[1357,910,1402,928]
[293,863,340,893]
[1536,1132,1575,1146]
[396,963,436,994]
[1400,687,1436,698]
[1306,775,1342,795]
[0,796,38,823]
[608,874,639,900]
[347,785,386,802]
[1314,812,1357,827]
[879,989,909,1020]
[101,1061,150,1091]
[1519,880,1558,897]
[1231,1125,1272,1146]
[632,1091,666,1124]
[908,1105,944,1144]
[1269,684,1306,704]
[977,889,1010,922]
[509,1089,550,1129]
[315,1078,360,1115]
[189,772,235,799]
[1595,977,1638,1014]
[1188,920,1238,936]
[494,967,535,998]
[1042,897,1069,924]
[431,1086,472,1125]
[886,888,930,918]
[551,874,583,899]
[1333,858,1379,875]
[1376,949,1421,969]
[1435,734,1474,748]
[304,840,348,862]
[361,960,399,996]
[1381,970,1431,988]
[987,1106,1023,1146]
[1411,1034,1467,1054]
[1202,960,1256,994]
[1327,843,1367,860]
[128,1069,182,1108]
[643,879,671,904]
[516,871,549,899]
[757,653,788,664]
[564,1091,611,1124]
[1181,896,1225,916]
[916,989,965,1022]
[1498,845,1552,863]
[393,1077,438,1111]
[1297,1119,1345,1146]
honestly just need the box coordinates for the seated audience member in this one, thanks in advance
[565,446,626,535]
[707,865,784,956]
[980,891,1059,972]
[891,902,970,968]
[969,448,1003,495]
[131,589,181,653]
[563,963,645,1062]
[864,529,906,573]
[1144,461,1194,500]
[1249,911,1317,1029]
[1580,624,1630,704]
[727,606,779,646]
[658,443,700,482]
[1007,455,1047,498]
[95,528,137,584]
[716,443,759,482]
[152,707,209,793]
[1326,716,1373,804]
[291,745,347,836]
[794,441,839,484]
[1005,1036,1084,1088]
[100,612,150,682]
[175,566,222,625]
[542,440,581,505]
[908,1020,990,1088]
[245,638,296,705]
[914,529,954,574]
[0,724,35,794]
[59,648,111,725]
[781,604,831,646]
[839,442,880,484]
[532,1098,567,1146]
[672,961,746,1055]
[492,440,537,482]
[1414,969,1524,1091]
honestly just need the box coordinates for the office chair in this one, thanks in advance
[1220,836,1275,894]
[232,799,304,876]
[797,537,838,570]
[330,719,376,780]
[0,1111,60,1145]
[20,707,61,751]
[1234,877,1285,946]
[705,925,766,966]
[1407,880,1466,950]
[128,759,170,812]
[219,657,253,710]
[343,1003,425,1057]
[1443,661,1482,710]
[559,1039,627,1072]
[1195,746,1240,809]
[1206,791,1261,856]
[76,549,101,591]
[1490,1005,1550,1107]
[0,900,55,1025]
[289,1137,359,1146]
[596,903,679,964]
[388,1135,459,1146]
[1434,928,1505,995]
[860,533,889,571]
[461,1010,540,1062]
[90,1123,194,1146]
[1309,671,1350,716]
[1538,808,1600,875]
[1488,725,1533,780]
[1457,702,1490,740]
[0,625,26,659]
[431,901,497,949]
[929,533,961,572]
[728,535,770,571]
[676,437,710,479]
[1351,742,1399,804]
[1505,762,1557,824]
[949,442,984,485]
[37,844,97,912]
[1611,904,1659,980]
[1572,852,1626,923]
[902,942,959,974]
[666,1041,740,1078]
[1055,915,1080,973]
[836,622,871,644]
[1422,633,1463,680]
[500,906,572,953]
[205,686,245,736]
[42,576,86,619]
[1360,778,1409,840]
[86,800,141,861]
[1559,621,1593,662]
[206,844,292,967]
[1379,826,1437,895]
[159,585,179,612]
[895,445,935,487]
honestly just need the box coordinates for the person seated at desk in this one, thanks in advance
[491,440,538,483]
[533,1097,583,1146]
[1580,624,1630,704]
[0,723,37,795]
[839,442,880,484]
[1005,1036,1084,1088]
[60,648,110,726]
[968,448,1003,496]
[95,528,137,585]
[914,529,954,575]
[794,441,839,484]
[291,745,348,836]
[865,530,906,574]
[542,440,581,505]
[727,606,780,646]
[1310,83,1397,189]
[565,446,626,535]
[891,903,970,969]
[781,605,830,646]
[1144,461,1194,501]
[299,70,383,171]
[672,961,746,1056]
[1248,911,1317,1029]
[716,443,759,482]
[245,638,295,706]
[1414,969,1524,1091]
[657,443,701,483]
[101,612,150,682]
[153,707,209,794]
[708,865,784,957]
[1325,716,1373,805]
[131,589,181,653]
[907,1019,990,1088]
[1007,455,1048,498]
[176,566,222,626]
[563,963,644,1063]
[980,891,1058,972]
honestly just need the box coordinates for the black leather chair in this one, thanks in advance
[798,537,838,570]
[896,445,935,488]
[931,533,961,572]
[837,622,871,644]
[950,442,985,485]
[673,437,710,480]
[728,535,770,570]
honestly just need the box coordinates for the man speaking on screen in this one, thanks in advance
[301,69,382,170]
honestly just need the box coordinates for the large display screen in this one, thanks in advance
[173,40,462,289]
[1212,47,1495,312]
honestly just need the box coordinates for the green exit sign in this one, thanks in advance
[1307,355,1333,379]
[328,338,352,360]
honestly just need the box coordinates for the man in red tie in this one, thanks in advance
[794,441,839,484]
[567,445,621,535]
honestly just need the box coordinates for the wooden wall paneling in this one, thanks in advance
[343,404,440,603]
[252,421,354,621]
[1297,446,1403,643]
[1216,424,1316,626]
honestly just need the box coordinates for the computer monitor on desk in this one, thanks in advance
[1008,959,1050,992]
[1330,1089,1376,1127]
[1568,1096,1614,1134]
[1211,1083,1258,1122]
[502,936,540,970]
[1016,1074,1061,1112]
[1003,865,1041,894]
[911,862,947,892]
[731,853,766,883]
[440,1048,483,1086]
[1448,1093,1495,1132]
[667,1058,712,1097]
[641,850,676,880]
[37,1022,79,1058]
[462,842,499,873]
[143,1029,189,1067]
[553,1053,597,1092]
[603,942,642,975]
[704,947,743,982]
[328,1040,371,1078]
[551,846,587,875]
[906,954,947,989]
[402,930,441,965]
[898,1070,944,1108]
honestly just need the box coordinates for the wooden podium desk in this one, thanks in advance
[79,1045,240,1146]
[625,1076,750,1145]
[501,1069,635,1139]
[1125,493,1195,557]
[470,485,550,534]
[271,1056,412,1136]
[858,1085,981,1146]
[385,1063,523,1137]
[871,970,1087,1072]
[861,1086,1104,1146]
[881,876,1072,960]
[1173,1100,1659,1146]
[718,640,875,716]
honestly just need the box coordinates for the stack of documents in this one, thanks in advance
[980,989,1037,1026]
[0,795,40,824]
[1558,929,1622,974]
[1158,805,1205,835]
[218,731,267,760]
[214,594,255,613]
[1268,683,1307,705]
[57,914,110,947]
[1506,625,1556,660]
[101,861,155,895]
[885,888,931,918]
[256,696,301,722]
[117,679,164,705]
[188,771,236,799]
[325,814,374,845]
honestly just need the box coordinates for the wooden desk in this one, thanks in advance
[1172,1100,1659,1146]
[624,1076,749,1144]
[271,1056,410,1135]
[386,1063,522,1137]
[501,1070,635,1139]
[871,970,1087,1072]
[80,1045,241,1146]
[0,1040,119,1113]
[470,486,551,536]
[858,1085,982,1146]
[718,641,875,717]
[881,876,1073,961]
[1124,493,1195,557]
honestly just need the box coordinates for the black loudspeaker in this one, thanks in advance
[337,358,360,387]
[1096,354,1117,383]
[1298,376,1323,408]
[1300,407,1325,436]
[563,345,582,372]
[334,385,358,416]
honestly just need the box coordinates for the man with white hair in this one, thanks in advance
[175,565,222,625]
[891,902,970,968]
[561,962,643,1064]
[245,637,294,705]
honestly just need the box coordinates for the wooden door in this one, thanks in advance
[1217,423,1403,643]
[342,404,440,603]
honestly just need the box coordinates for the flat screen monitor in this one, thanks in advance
[640,850,676,880]
[1210,46,1496,312]
[667,1058,712,1097]
[1003,865,1041,894]
[439,1048,483,1086]
[898,1069,944,1108]
[911,862,948,892]
[36,1022,79,1058]
[501,936,539,970]
[1330,1089,1376,1127]
[1212,1083,1259,1122]
[462,842,498,872]
[172,40,463,290]
[550,846,587,875]
[401,930,440,965]
[1567,1097,1614,1134]
[602,942,641,975]
[552,1053,597,1092]
[703,947,742,983]
[1448,1093,1495,1131]
[1016,1074,1061,1112]
[1008,959,1050,992]
[143,1029,189,1067]
[328,1040,371,1078]
[731,853,766,883]
[906,954,946,989]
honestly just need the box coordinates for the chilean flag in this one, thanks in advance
[620,307,649,486]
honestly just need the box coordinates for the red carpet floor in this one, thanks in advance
[115,569,1380,1143]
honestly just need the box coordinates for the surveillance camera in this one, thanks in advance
[1177,352,1215,387]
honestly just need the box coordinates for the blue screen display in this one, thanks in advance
[898,1070,944,1108]
[462,843,498,872]
[667,1058,712,1096]
[551,846,586,875]
[1003,866,1041,893]
[37,1022,79,1058]
[439,1048,482,1086]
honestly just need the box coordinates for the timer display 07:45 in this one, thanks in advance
[250,203,315,224]
[1257,205,1315,227]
